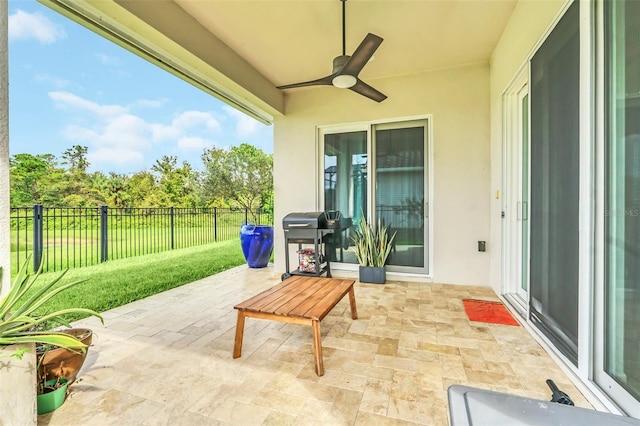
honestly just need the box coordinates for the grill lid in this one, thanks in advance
[282,212,328,229]
[283,211,350,230]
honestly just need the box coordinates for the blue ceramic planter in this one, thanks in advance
[240,224,274,268]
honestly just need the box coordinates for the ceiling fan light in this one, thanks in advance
[332,74,357,89]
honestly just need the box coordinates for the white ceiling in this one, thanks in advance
[41,0,518,120]
[175,0,517,88]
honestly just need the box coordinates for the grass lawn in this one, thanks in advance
[20,239,248,323]
[10,225,241,275]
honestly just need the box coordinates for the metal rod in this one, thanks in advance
[100,205,108,262]
[341,0,346,55]
[33,204,43,272]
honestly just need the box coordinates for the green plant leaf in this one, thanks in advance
[0,255,103,351]
[349,213,397,267]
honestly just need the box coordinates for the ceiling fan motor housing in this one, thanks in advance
[332,55,351,74]
[331,55,357,88]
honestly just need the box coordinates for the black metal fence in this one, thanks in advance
[10,205,272,273]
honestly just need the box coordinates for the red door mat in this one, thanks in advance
[462,299,520,326]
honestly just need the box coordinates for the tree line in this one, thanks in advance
[9,143,273,222]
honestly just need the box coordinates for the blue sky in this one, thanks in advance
[8,0,273,174]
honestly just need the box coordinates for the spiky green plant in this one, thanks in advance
[350,215,397,267]
[0,256,103,351]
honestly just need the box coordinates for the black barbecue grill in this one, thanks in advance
[282,211,352,280]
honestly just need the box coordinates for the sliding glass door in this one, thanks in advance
[599,0,640,414]
[321,119,430,274]
[529,1,580,365]
[373,122,428,273]
[501,66,531,314]
[519,92,530,301]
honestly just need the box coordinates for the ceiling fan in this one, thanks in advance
[276,0,387,103]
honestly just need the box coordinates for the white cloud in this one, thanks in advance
[136,98,167,109]
[63,115,151,152]
[223,105,260,137]
[95,53,131,79]
[95,53,121,67]
[98,115,153,151]
[65,115,152,170]
[173,110,221,132]
[48,91,224,171]
[62,125,99,143]
[87,148,145,168]
[178,137,211,151]
[149,123,181,142]
[9,10,66,44]
[35,73,74,89]
[49,91,127,118]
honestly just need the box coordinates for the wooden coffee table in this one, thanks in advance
[233,275,357,376]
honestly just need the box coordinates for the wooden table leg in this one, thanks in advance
[233,310,246,358]
[312,320,324,376]
[348,286,358,320]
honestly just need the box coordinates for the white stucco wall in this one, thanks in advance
[488,0,567,295]
[274,62,491,286]
[0,0,10,296]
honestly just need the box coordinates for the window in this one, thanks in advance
[323,131,368,227]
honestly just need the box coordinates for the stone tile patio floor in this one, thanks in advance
[39,265,593,425]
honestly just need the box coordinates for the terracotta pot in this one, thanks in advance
[38,328,92,384]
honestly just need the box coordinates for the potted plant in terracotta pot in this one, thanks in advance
[351,215,397,284]
[37,327,93,386]
[0,256,103,423]
[35,327,94,415]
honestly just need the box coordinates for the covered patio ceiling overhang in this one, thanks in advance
[38,0,517,122]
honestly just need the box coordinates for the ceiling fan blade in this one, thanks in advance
[277,75,334,90]
[340,33,383,77]
[350,79,387,103]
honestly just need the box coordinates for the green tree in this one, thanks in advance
[61,145,89,173]
[201,143,273,223]
[91,172,131,208]
[127,170,163,207]
[9,153,65,206]
[10,153,50,206]
[60,145,99,206]
[104,172,131,208]
[200,147,227,207]
[151,156,199,207]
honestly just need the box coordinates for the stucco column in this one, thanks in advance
[0,0,9,296]
[0,12,37,426]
